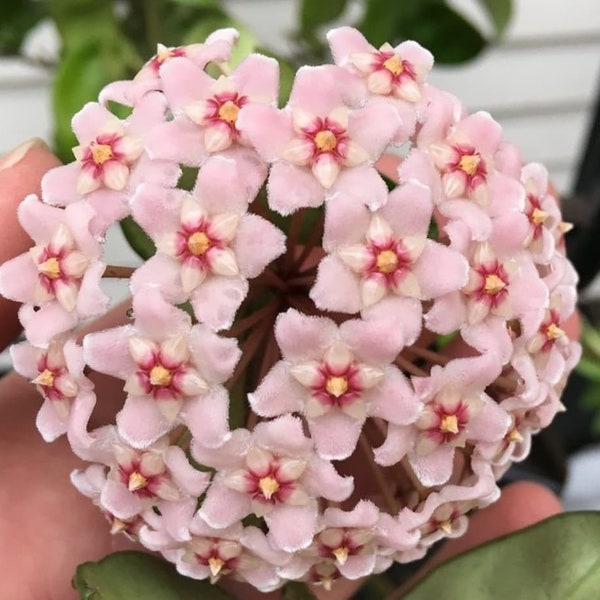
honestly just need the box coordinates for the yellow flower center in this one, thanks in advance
[531,207,548,226]
[33,368,55,387]
[156,48,174,64]
[149,364,173,387]
[438,519,453,534]
[383,54,404,76]
[332,546,350,565]
[507,427,523,443]
[458,153,480,176]
[38,257,61,279]
[187,231,211,256]
[326,376,349,398]
[90,143,114,165]
[208,556,225,577]
[484,273,506,295]
[218,100,240,124]
[258,475,280,500]
[128,471,148,492]
[376,249,399,274]
[545,323,565,340]
[314,130,338,152]
[439,414,459,434]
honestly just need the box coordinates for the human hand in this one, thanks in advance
[0,142,566,600]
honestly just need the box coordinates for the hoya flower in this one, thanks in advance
[146,53,279,164]
[84,289,240,447]
[195,416,353,552]
[42,94,181,232]
[10,336,95,444]
[311,179,468,314]
[0,195,107,344]
[250,309,420,460]
[237,65,399,214]
[130,154,284,330]
[99,29,239,107]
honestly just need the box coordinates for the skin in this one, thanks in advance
[0,144,567,600]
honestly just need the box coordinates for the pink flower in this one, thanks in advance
[0,196,108,344]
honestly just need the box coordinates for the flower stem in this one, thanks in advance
[359,433,399,514]
[394,355,428,377]
[103,265,136,278]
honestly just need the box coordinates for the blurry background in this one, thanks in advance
[1,0,600,508]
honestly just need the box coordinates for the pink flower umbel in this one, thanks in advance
[0,24,581,593]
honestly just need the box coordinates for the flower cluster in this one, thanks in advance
[0,26,580,592]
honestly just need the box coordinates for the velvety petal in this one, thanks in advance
[253,414,313,457]
[308,411,364,460]
[132,287,191,339]
[373,424,415,466]
[267,161,325,215]
[409,445,455,487]
[198,481,251,528]
[265,504,318,552]
[165,446,211,496]
[42,163,84,206]
[181,387,230,448]
[361,296,423,347]
[274,308,338,362]
[35,399,68,442]
[369,367,420,425]
[188,324,241,384]
[412,241,468,299]
[349,99,401,159]
[161,57,214,110]
[145,119,205,165]
[130,184,183,240]
[303,457,354,502]
[236,104,293,161]
[77,262,110,317]
[334,165,389,211]
[310,255,362,314]
[100,479,141,519]
[440,199,492,241]
[468,399,511,443]
[0,253,38,303]
[327,26,373,66]
[116,395,173,448]
[191,275,248,331]
[130,254,188,306]
[425,292,466,334]
[21,302,79,346]
[458,112,501,156]
[83,325,135,379]
[338,553,377,580]
[323,192,371,250]
[233,53,279,101]
[340,317,405,364]
[248,361,305,417]
[381,180,433,238]
[487,171,525,216]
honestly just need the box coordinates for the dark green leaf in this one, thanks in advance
[164,0,221,8]
[300,0,348,31]
[478,0,513,36]
[0,0,48,56]
[120,216,157,261]
[576,357,600,383]
[282,581,318,600]
[401,512,600,600]
[73,550,234,599]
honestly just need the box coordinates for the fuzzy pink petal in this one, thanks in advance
[9,341,38,378]
[161,58,214,109]
[236,104,293,161]
[0,253,38,303]
[165,446,211,497]
[145,119,205,165]
[21,303,79,346]
[72,102,121,143]
[440,199,492,241]
[468,399,510,443]
[267,161,325,215]
[131,184,183,239]
[18,194,68,239]
[77,262,110,317]
[116,396,172,448]
[130,255,188,306]
[310,255,362,314]
[233,214,286,278]
[323,192,370,249]
[373,424,415,466]
[100,480,141,520]
[274,309,338,362]
[462,316,513,363]
[191,275,248,331]
[188,324,240,384]
[66,391,97,456]
[253,414,313,456]
[35,399,68,442]
[334,165,389,211]
[327,27,373,66]
[443,353,502,391]
[249,361,305,417]
[132,287,191,339]
[198,481,251,529]
[409,445,455,487]
[340,318,405,364]
[349,99,401,158]
[182,387,230,448]
[489,211,530,255]
[362,296,423,347]
[369,368,420,425]
[458,112,501,156]
[308,411,364,460]
[487,171,525,216]
[303,457,354,502]
[233,54,279,100]
[265,504,318,552]
[338,554,377,580]
[425,292,465,334]
[381,181,433,237]
[83,325,135,379]
[411,241,468,299]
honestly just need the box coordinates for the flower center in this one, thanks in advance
[375,249,399,274]
[90,143,114,165]
[545,323,565,340]
[484,274,505,295]
[314,130,338,152]
[208,556,225,577]
[383,54,404,75]
[34,368,55,387]
[149,364,173,387]
[439,414,459,434]
[531,207,548,226]
[332,546,350,565]
[38,257,61,279]
[218,100,240,124]
[258,475,280,500]
[458,153,480,176]
[438,519,453,534]
[326,375,349,398]
[157,48,174,64]
[507,427,523,442]
[187,231,211,256]
[128,470,148,492]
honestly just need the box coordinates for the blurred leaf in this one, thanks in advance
[400,512,600,600]
[582,322,600,358]
[0,0,48,55]
[74,550,234,599]
[300,0,348,31]
[478,0,513,36]
[120,216,157,261]
[359,0,487,64]
[282,581,318,600]
[576,357,600,383]
[165,0,221,7]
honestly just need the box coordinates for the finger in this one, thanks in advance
[0,139,61,351]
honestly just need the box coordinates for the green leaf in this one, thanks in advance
[300,0,348,31]
[165,0,220,7]
[74,550,234,599]
[120,216,157,261]
[582,322,600,359]
[478,0,513,37]
[401,512,600,600]
[576,357,600,383]
[0,0,48,55]
[282,581,318,600]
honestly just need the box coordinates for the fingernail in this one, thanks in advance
[0,138,48,172]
